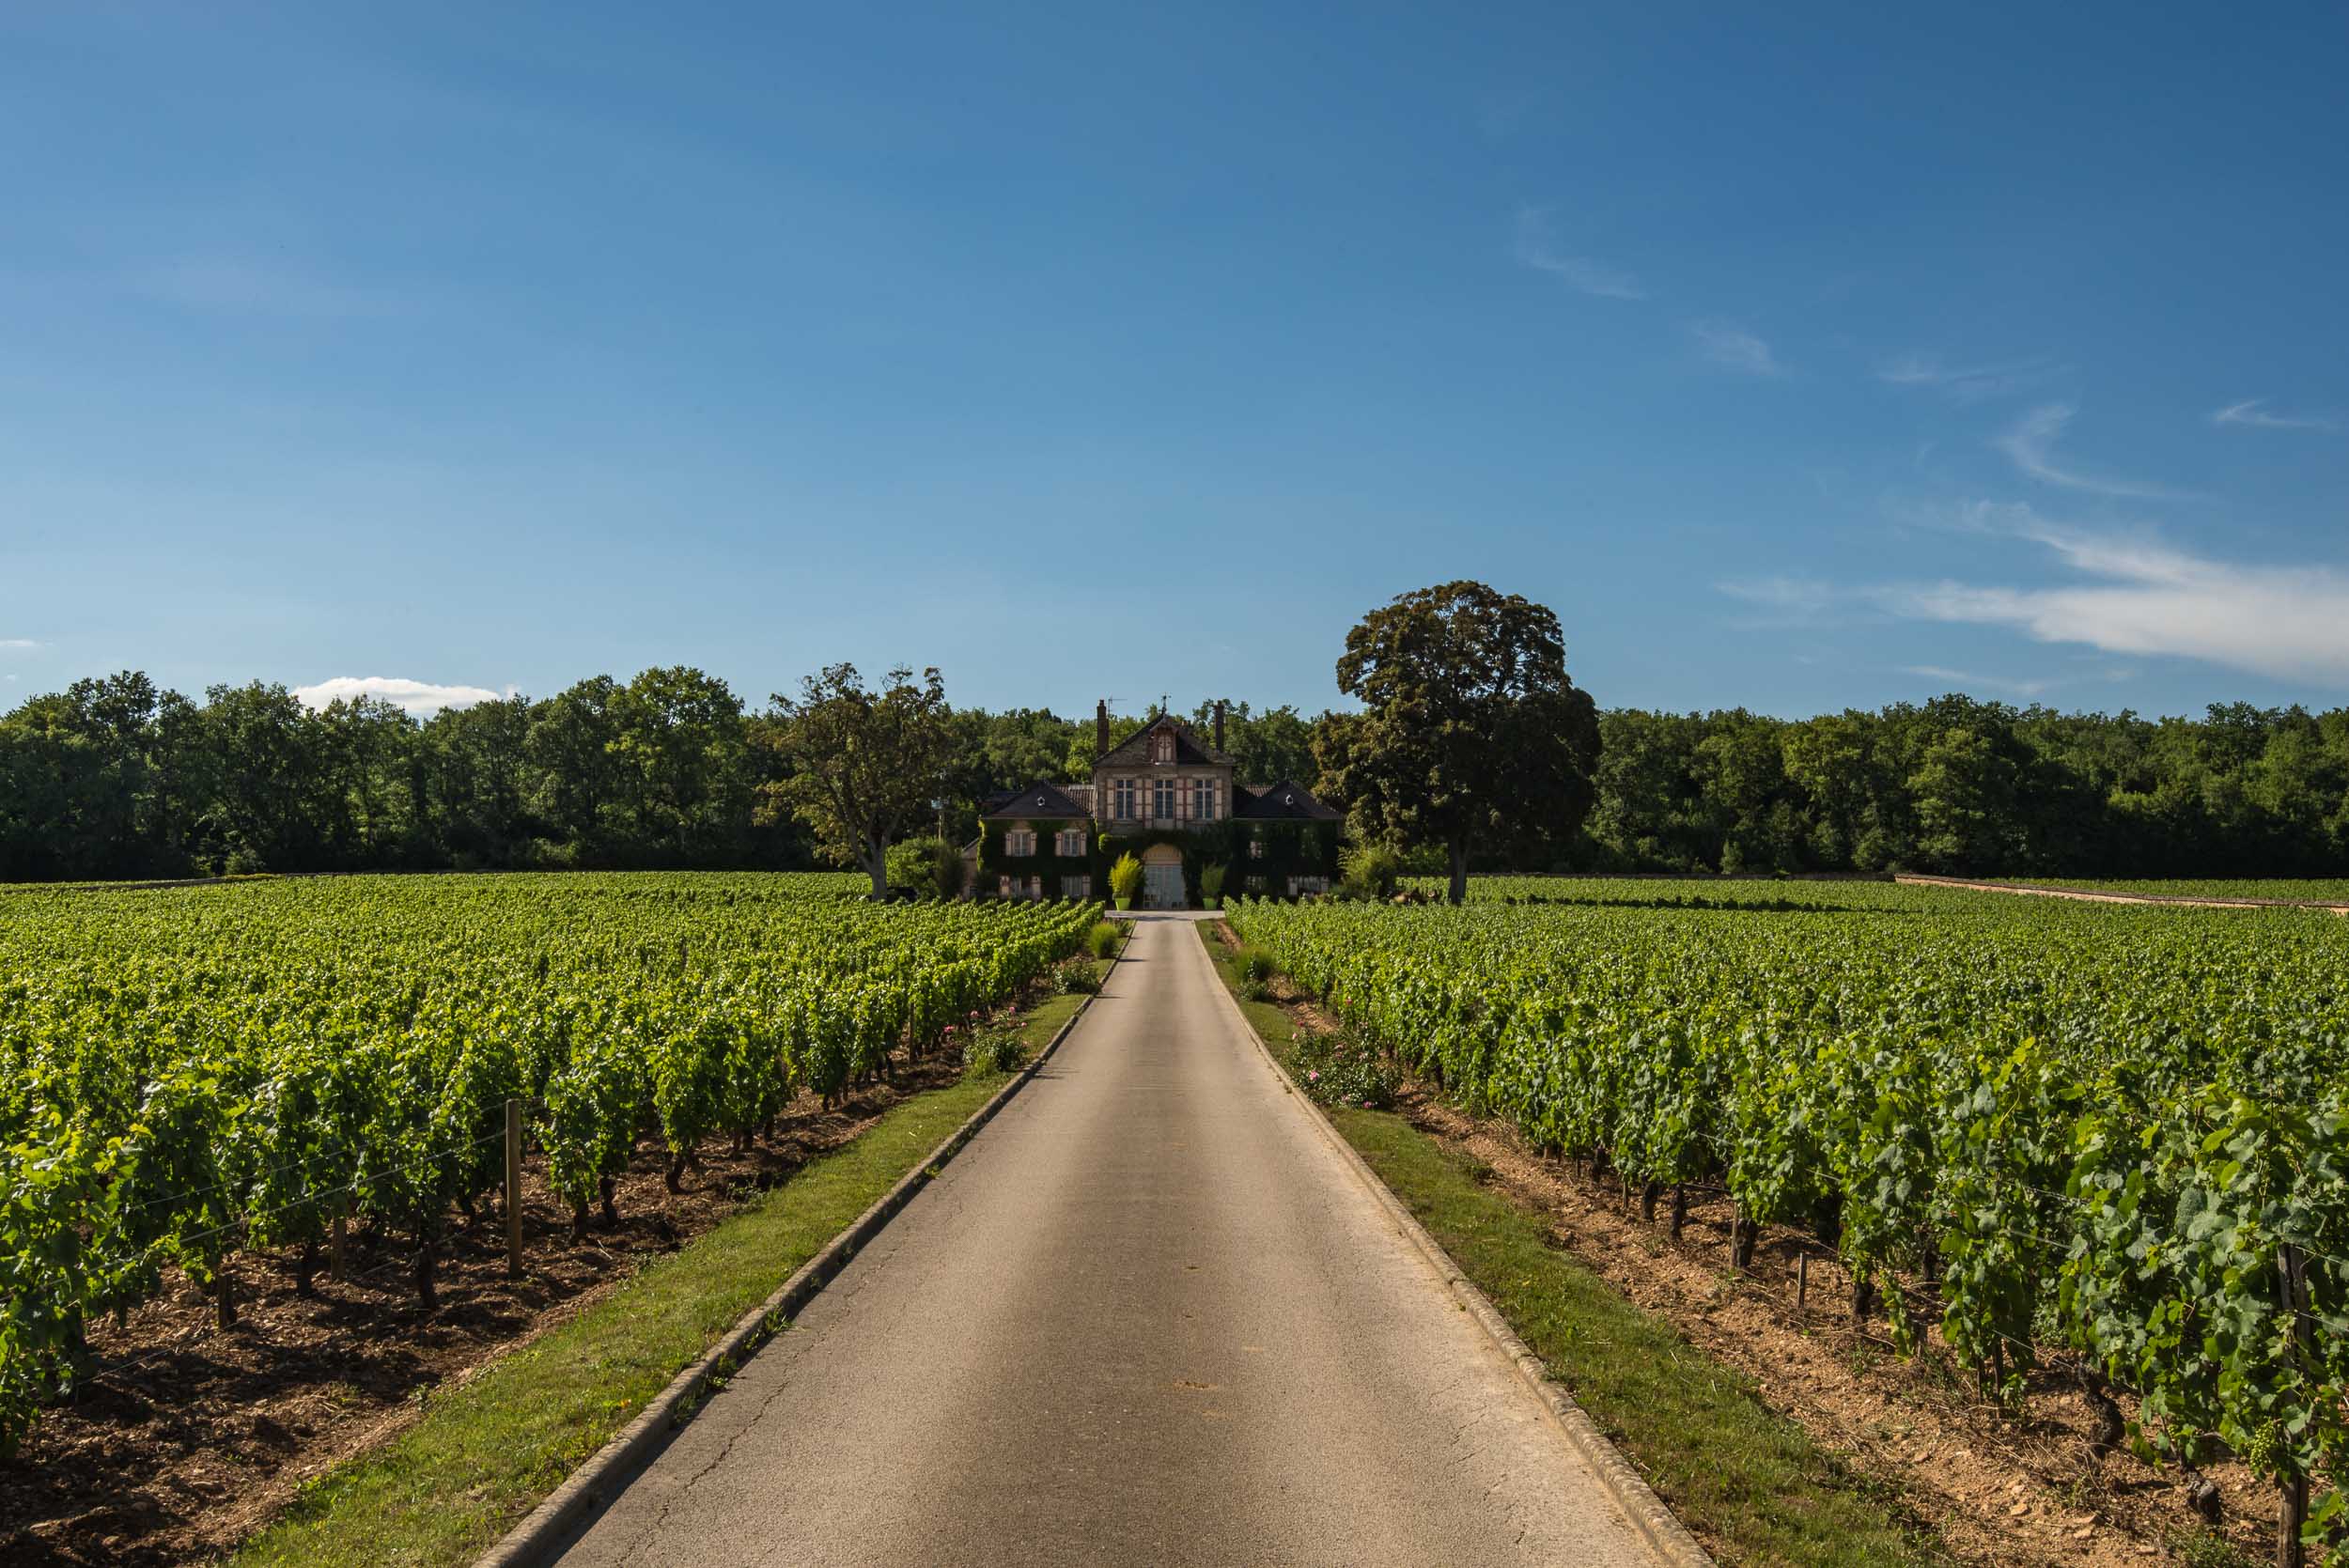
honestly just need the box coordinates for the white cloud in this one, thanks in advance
[1893,663,2056,699]
[0,638,39,649]
[1718,505,2349,686]
[293,675,503,715]
[1875,354,2065,404]
[1995,403,2191,500]
[1878,511,2349,684]
[1511,206,1644,300]
[1689,320,1781,376]
[2211,398,2336,432]
[127,255,406,319]
[1717,575,1836,625]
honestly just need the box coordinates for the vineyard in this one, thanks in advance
[0,873,1099,1462]
[1228,884,2349,1550]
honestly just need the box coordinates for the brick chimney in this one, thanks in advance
[1213,700,1225,753]
[1096,700,1110,759]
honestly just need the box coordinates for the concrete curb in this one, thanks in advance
[474,936,1124,1568]
[1197,924,1719,1568]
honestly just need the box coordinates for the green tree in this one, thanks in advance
[769,664,955,897]
[1323,582,1602,904]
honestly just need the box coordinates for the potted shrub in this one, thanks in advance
[1200,863,1225,910]
[1109,852,1143,910]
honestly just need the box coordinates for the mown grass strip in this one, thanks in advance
[230,1061,1031,1568]
[1197,925,1949,1568]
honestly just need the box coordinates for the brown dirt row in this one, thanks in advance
[1896,873,2349,915]
[0,997,1053,1567]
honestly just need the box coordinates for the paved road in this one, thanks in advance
[552,914,1664,1567]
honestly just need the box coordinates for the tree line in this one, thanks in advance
[0,670,1326,884]
[6,653,2347,885]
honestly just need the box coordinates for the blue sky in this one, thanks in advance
[3,3,2345,721]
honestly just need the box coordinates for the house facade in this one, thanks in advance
[972,704,1345,908]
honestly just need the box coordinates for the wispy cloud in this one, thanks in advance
[1875,354,2065,404]
[1689,320,1781,376]
[1717,576,1836,626]
[2211,398,2336,432]
[1889,511,2349,684]
[126,255,409,319]
[1719,505,2349,685]
[1995,403,2191,500]
[0,638,39,650]
[1511,206,1644,300]
[1893,663,2057,699]
[293,676,503,715]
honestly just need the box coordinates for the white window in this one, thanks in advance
[997,876,1014,897]
[1190,778,1216,820]
[1055,829,1086,857]
[1152,778,1176,819]
[1289,876,1329,896]
[1152,732,1174,764]
[1005,829,1035,858]
[1061,874,1092,899]
[1249,838,1266,860]
[1112,778,1136,820]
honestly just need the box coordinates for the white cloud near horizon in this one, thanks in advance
[293,675,504,715]
[1690,320,1781,376]
[1722,504,2349,686]
[1510,206,1644,300]
[1995,403,2191,500]
[1894,663,2057,699]
[2211,398,2336,432]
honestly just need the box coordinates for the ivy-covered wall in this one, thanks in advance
[976,814,1344,903]
[974,818,1097,898]
[1095,818,1343,903]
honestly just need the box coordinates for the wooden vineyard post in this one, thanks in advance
[330,1203,347,1281]
[2277,1243,2312,1568]
[1797,1252,1809,1313]
[506,1097,525,1281]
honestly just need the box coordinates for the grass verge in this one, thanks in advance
[1196,924,1949,1568]
[230,1006,1084,1568]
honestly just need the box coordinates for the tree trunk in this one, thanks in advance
[413,1230,438,1311]
[2079,1367,2123,1459]
[863,835,889,900]
[1446,841,1470,906]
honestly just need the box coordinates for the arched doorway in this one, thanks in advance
[1141,844,1186,909]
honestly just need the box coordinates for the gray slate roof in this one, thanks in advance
[1232,780,1344,821]
[983,782,1091,820]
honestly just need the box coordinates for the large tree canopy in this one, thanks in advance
[769,663,955,897]
[1320,581,1602,903]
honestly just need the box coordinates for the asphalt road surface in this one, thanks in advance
[552,914,1667,1567]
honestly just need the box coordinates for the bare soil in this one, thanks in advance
[0,1038,998,1567]
[1220,920,2282,1566]
[1896,873,2349,916]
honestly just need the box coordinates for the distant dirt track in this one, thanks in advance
[1894,873,2349,915]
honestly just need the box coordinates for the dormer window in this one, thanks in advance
[1151,732,1174,765]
